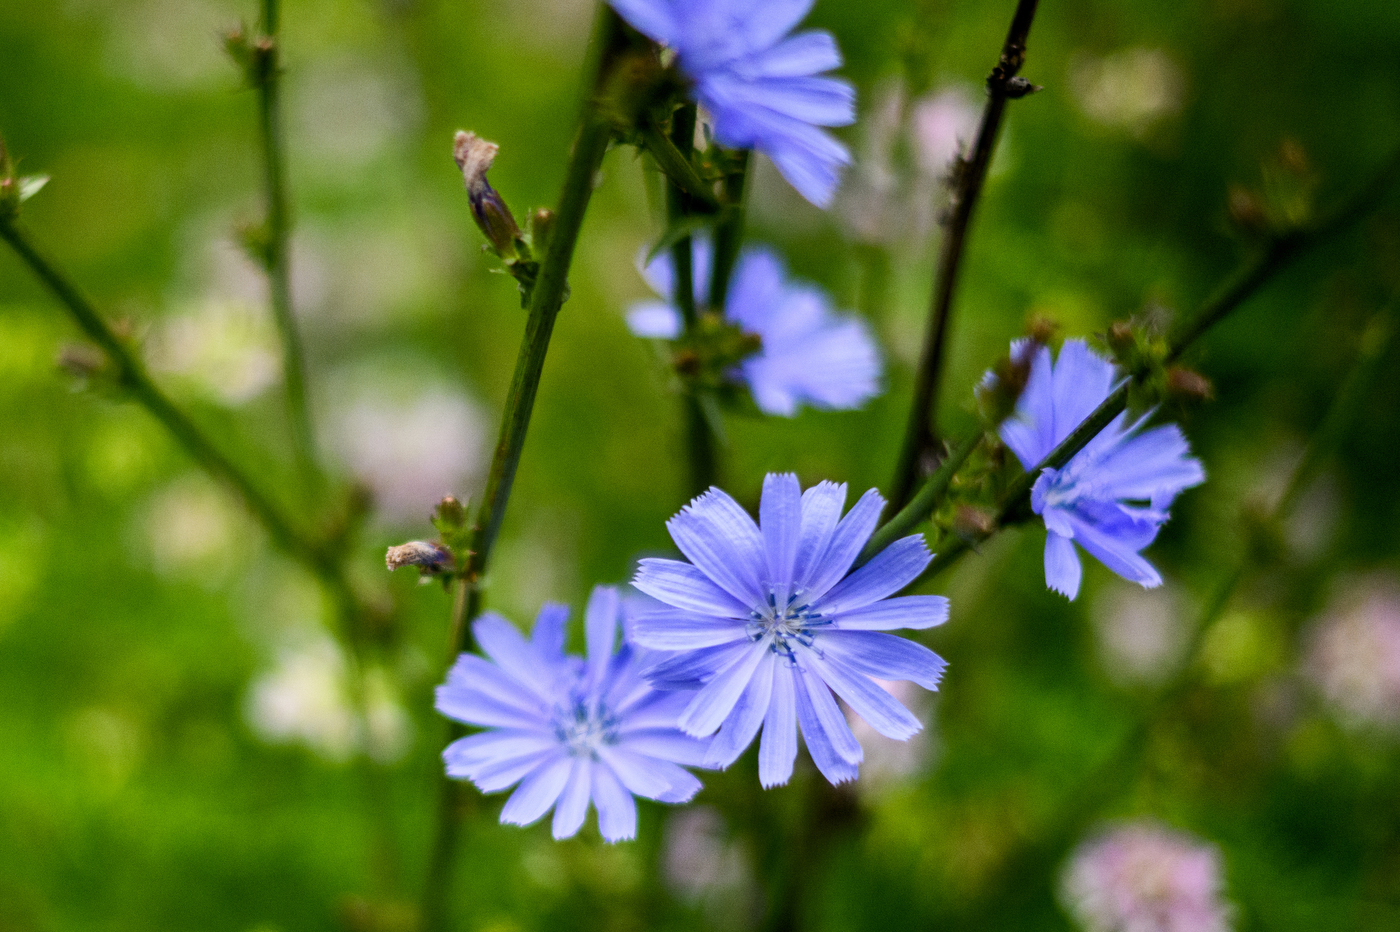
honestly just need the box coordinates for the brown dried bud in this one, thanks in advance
[1227,185,1268,235]
[385,540,452,574]
[57,343,107,380]
[952,504,997,541]
[1026,314,1058,346]
[453,131,521,260]
[1106,320,1136,355]
[1166,366,1214,402]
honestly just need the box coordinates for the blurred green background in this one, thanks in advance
[3,0,1400,930]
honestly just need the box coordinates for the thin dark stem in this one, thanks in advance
[642,122,719,210]
[420,12,623,928]
[708,150,750,310]
[948,302,1396,928]
[888,0,1040,511]
[912,145,1400,586]
[0,219,320,565]
[665,102,720,496]
[255,0,316,488]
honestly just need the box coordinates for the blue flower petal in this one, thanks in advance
[633,558,750,617]
[759,663,799,787]
[641,640,752,689]
[793,480,846,588]
[552,759,593,840]
[608,0,678,41]
[474,613,552,696]
[1044,531,1083,600]
[679,642,768,736]
[667,488,767,605]
[585,586,620,690]
[629,607,748,650]
[742,30,841,79]
[617,728,711,767]
[704,651,776,767]
[793,663,861,783]
[802,487,884,599]
[804,651,921,740]
[500,754,572,827]
[530,603,569,661]
[830,594,949,631]
[600,746,702,803]
[591,762,638,842]
[760,473,803,597]
[627,301,684,339]
[820,630,948,690]
[817,535,931,615]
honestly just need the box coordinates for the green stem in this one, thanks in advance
[665,102,720,496]
[256,0,317,490]
[420,12,622,928]
[707,150,750,310]
[0,219,319,564]
[859,429,983,563]
[910,145,1400,586]
[887,0,1041,512]
[642,122,719,210]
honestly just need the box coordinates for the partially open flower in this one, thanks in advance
[385,540,453,577]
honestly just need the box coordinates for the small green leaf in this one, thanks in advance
[18,175,48,203]
[645,214,718,265]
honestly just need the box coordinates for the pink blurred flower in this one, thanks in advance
[1303,577,1400,732]
[1061,821,1231,932]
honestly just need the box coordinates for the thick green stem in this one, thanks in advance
[420,13,622,928]
[860,429,983,563]
[707,150,750,310]
[256,0,317,489]
[888,0,1040,512]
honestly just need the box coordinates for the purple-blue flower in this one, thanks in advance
[436,586,710,842]
[999,339,1206,601]
[629,474,949,787]
[627,239,882,416]
[609,0,856,207]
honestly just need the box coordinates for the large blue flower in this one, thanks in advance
[627,239,882,416]
[610,0,856,206]
[999,339,1206,601]
[629,474,949,787]
[437,586,710,842]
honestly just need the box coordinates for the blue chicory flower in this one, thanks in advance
[437,586,710,842]
[999,339,1206,601]
[629,473,949,787]
[609,0,856,207]
[627,239,882,416]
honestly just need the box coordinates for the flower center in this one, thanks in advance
[747,589,830,661]
[552,701,616,759]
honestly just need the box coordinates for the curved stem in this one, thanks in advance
[909,144,1400,587]
[888,0,1040,511]
[256,0,317,489]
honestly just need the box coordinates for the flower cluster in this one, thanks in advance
[437,475,949,837]
[999,339,1205,600]
[628,239,882,416]
[610,0,856,206]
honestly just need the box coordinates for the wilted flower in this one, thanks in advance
[609,0,855,207]
[1303,577,1400,732]
[999,339,1205,600]
[628,239,882,416]
[1061,821,1231,932]
[630,473,948,787]
[437,587,710,841]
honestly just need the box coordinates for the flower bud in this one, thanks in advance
[434,495,466,531]
[952,504,997,541]
[385,540,453,576]
[1165,366,1213,402]
[529,208,554,256]
[453,131,522,261]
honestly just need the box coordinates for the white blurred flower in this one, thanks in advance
[837,81,983,246]
[1062,821,1232,932]
[144,475,246,579]
[1093,584,1189,686]
[148,298,281,405]
[1070,48,1184,135]
[245,635,411,763]
[661,807,756,923]
[846,678,934,796]
[290,57,423,179]
[1303,576,1400,733]
[326,379,486,524]
[100,0,238,91]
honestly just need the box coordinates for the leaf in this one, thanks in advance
[18,175,48,203]
[644,213,719,265]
